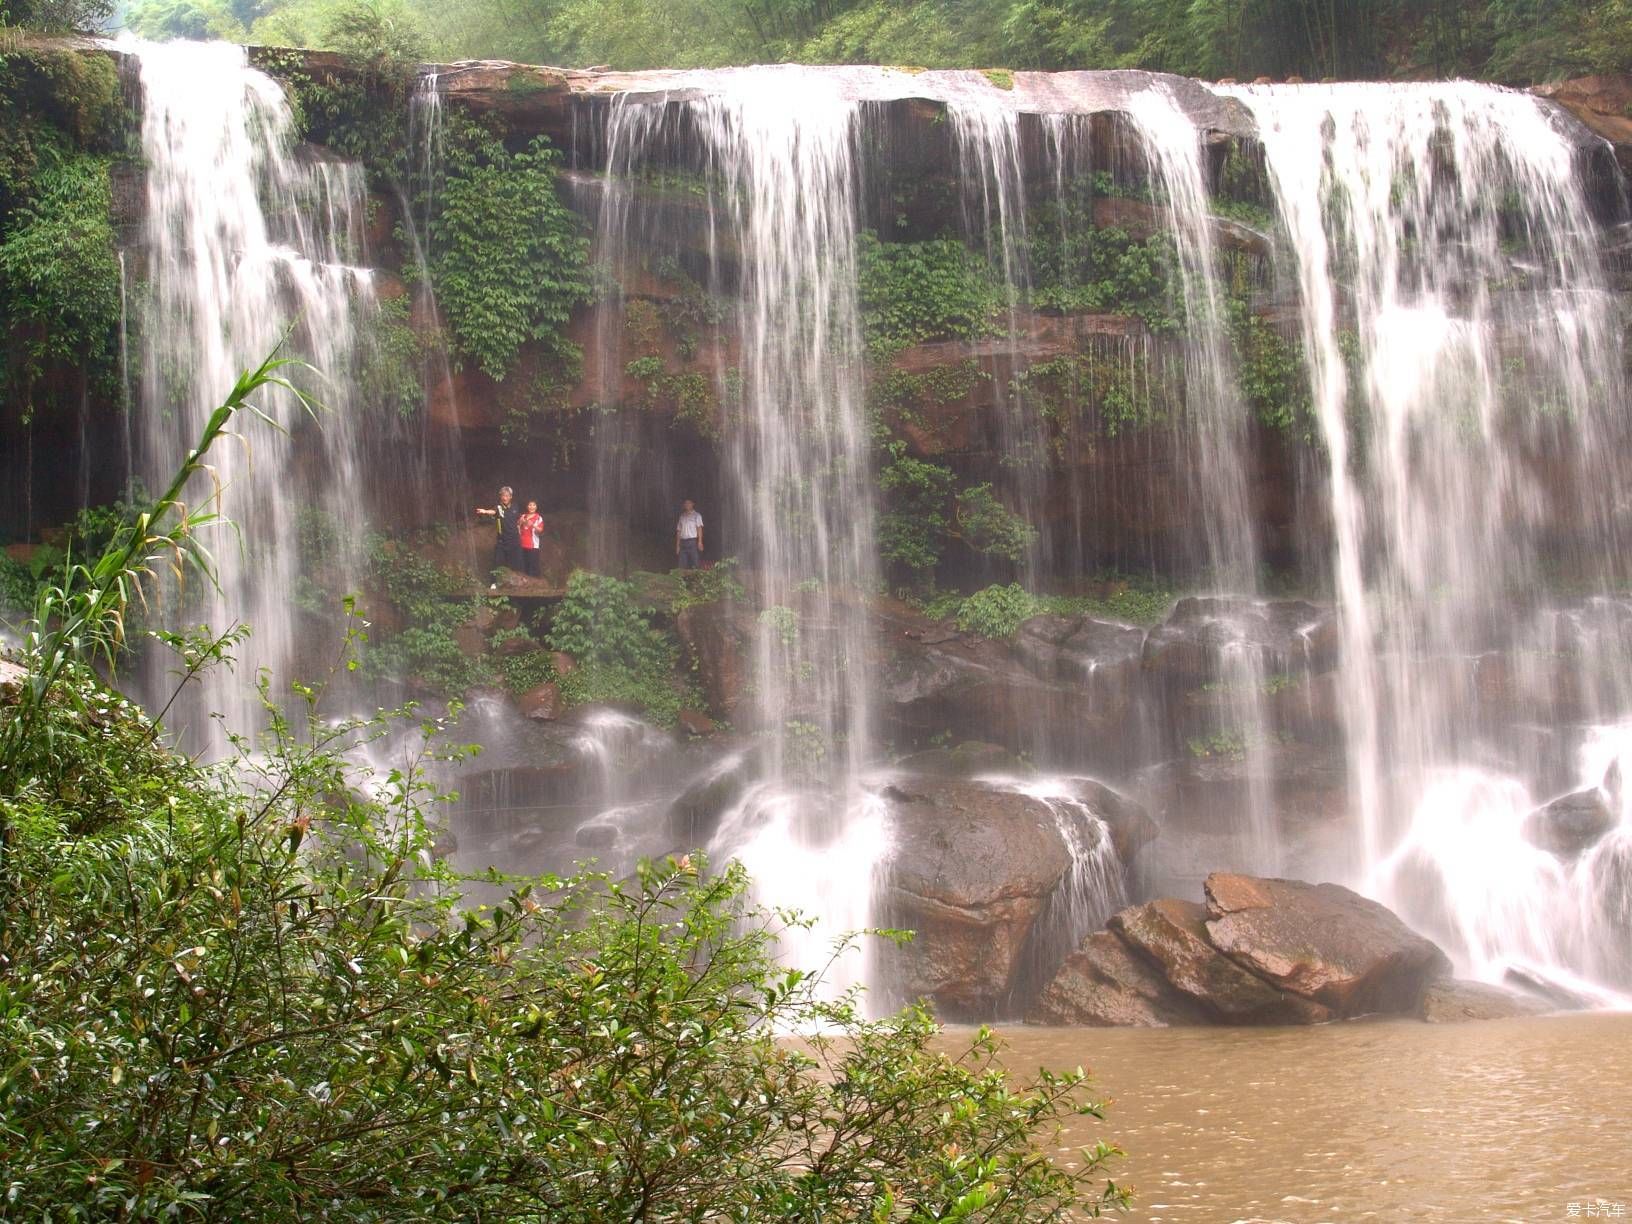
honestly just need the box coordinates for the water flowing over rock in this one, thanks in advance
[876,776,1130,1017]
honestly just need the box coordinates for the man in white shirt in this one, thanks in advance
[675,499,704,570]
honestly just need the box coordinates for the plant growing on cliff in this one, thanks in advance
[547,569,691,724]
[955,581,1039,638]
[427,127,593,381]
[857,229,1005,357]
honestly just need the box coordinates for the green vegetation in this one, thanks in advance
[547,569,695,725]
[362,533,492,693]
[427,128,593,381]
[954,581,1038,638]
[857,230,1004,357]
[927,576,1176,637]
[296,0,1632,84]
[0,48,126,424]
[1,356,1130,1218]
[1187,727,1248,760]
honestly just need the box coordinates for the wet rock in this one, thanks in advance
[674,601,751,720]
[1503,966,1598,1011]
[1014,613,1146,686]
[1142,596,1336,685]
[668,751,756,845]
[1203,873,1451,1017]
[1418,978,1549,1023]
[551,651,578,675]
[516,681,564,721]
[1068,777,1159,863]
[1027,930,1211,1027]
[1523,787,1619,858]
[676,708,717,736]
[575,821,619,849]
[1109,897,1333,1024]
[877,778,1099,1018]
[894,740,1031,778]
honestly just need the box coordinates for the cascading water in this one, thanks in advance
[596,73,887,996]
[128,40,373,743]
[1228,81,1632,994]
[1124,84,1280,871]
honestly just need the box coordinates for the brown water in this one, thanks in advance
[999,1013,1632,1222]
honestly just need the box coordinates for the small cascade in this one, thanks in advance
[128,40,373,743]
[992,774,1129,1004]
[1229,80,1632,991]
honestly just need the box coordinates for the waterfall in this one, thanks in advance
[1228,81,1632,992]
[596,72,886,996]
[1124,84,1280,872]
[128,41,374,744]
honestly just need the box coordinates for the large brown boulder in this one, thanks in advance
[1203,873,1451,1017]
[877,778,1122,1018]
[1027,930,1211,1027]
[1110,897,1332,1024]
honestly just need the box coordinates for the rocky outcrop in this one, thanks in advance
[1202,873,1451,1016]
[1027,930,1210,1026]
[1417,977,1550,1024]
[674,601,751,720]
[1141,596,1337,685]
[1034,871,1455,1027]
[1110,897,1333,1024]
[876,776,1132,1018]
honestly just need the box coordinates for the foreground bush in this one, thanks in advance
[0,664,1126,1218]
[0,357,1127,1219]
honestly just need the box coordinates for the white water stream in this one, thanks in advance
[128,39,374,743]
[1227,81,1632,995]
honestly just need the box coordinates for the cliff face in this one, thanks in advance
[2,42,1627,580]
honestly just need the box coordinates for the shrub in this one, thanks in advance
[957,481,1038,563]
[857,230,1004,357]
[547,569,691,724]
[955,582,1039,638]
[0,354,1131,1219]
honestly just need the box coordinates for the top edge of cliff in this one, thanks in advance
[32,33,1628,154]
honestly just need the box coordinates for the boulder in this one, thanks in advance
[1068,777,1159,864]
[1203,873,1451,1017]
[878,778,1108,1018]
[668,750,757,845]
[674,601,750,720]
[1523,787,1620,858]
[1417,978,1550,1024]
[516,681,564,721]
[1013,613,1146,687]
[1109,897,1333,1024]
[1027,931,1211,1027]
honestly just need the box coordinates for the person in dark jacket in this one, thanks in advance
[476,486,522,588]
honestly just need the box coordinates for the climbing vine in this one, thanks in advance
[856,229,1005,357]
[426,124,593,381]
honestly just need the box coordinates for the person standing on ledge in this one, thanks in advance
[476,485,522,590]
[675,498,705,570]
